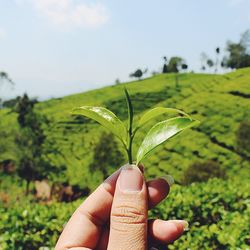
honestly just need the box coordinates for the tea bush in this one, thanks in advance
[0,178,249,249]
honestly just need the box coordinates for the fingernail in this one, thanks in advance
[175,220,189,231]
[119,165,143,192]
[163,175,174,186]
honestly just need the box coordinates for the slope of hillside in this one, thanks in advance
[0,69,250,187]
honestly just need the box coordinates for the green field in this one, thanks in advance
[0,68,250,249]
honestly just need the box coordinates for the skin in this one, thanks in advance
[55,164,186,250]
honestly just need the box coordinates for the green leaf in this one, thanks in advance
[72,106,127,143]
[124,88,133,134]
[136,117,199,164]
[124,88,134,164]
[137,107,191,128]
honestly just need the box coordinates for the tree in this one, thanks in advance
[0,71,14,107]
[15,94,48,195]
[129,69,143,80]
[215,47,220,73]
[224,29,250,69]
[200,52,208,71]
[162,56,168,73]
[167,57,185,73]
[88,132,124,180]
[0,72,14,85]
[207,59,214,69]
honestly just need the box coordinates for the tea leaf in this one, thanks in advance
[137,107,191,128]
[124,88,133,134]
[124,88,134,163]
[72,106,127,143]
[136,117,199,164]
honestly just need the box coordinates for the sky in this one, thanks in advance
[0,0,250,100]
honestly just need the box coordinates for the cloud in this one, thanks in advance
[0,27,6,40]
[21,0,109,30]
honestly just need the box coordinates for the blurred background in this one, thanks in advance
[0,0,250,249]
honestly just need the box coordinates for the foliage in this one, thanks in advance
[129,69,143,80]
[73,89,198,165]
[167,57,186,73]
[182,160,226,185]
[0,68,250,248]
[88,132,125,180]
[15,94,51,194]
[224,29,250,69]
[236,121,250,156]
[0,178,249,249]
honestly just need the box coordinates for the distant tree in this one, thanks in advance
[200,52,208,72]
[129,69,143,80]
[168,57,185,73]
[215,47,220,73]
[206,59,214,69]
[182,160,226,185]
[88,132,124,179]
[15,94,49,195]
[162,56,168,73]
[0,71,14,107]
[115,78,121,85]
[224,29,250,69]
[0,72,14,85]
[181,63,188,71]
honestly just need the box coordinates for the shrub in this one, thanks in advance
[182,160,226,185]
[236,121,250,156]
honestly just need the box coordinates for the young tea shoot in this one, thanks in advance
[72,88,199,165]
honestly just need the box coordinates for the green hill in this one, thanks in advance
[0,68,250,249]
[1,68,250,187]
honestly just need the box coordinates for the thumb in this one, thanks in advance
[108,165,148,250]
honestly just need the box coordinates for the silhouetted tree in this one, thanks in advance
[215,47,220,73]
[207,59,214,71]
[0,72,14,85]
[168,57,185,73]
[162,56,168,73]
[224,29,250,69]
[181,63,188,71]
[0,71,14,107]
[129,69,143,80]
[115,78,121,85]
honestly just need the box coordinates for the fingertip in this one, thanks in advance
[148,178,170,208]
[149,219,187,244]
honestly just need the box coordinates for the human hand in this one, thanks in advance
[55,164,188,250]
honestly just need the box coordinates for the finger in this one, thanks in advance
[147,177,172,208]
[148,219,188,245]
[55,166,171,249]
[96,218,187,249]
[55,166,122,250]
[108,165,148,250]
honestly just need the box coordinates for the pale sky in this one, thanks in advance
[0,0,250,100]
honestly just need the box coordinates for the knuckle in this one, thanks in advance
[111,204,146,225]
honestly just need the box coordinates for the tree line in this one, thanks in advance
[128,29,250,81]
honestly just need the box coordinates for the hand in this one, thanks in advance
[55,164,188,250]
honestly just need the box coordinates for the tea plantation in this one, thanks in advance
[0,68,250,249]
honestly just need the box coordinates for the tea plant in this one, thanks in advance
[72,88,199,165]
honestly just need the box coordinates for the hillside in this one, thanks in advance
[1,68,250,249]
[0,69,250,187]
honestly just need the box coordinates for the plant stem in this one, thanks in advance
[127,130,133,164]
